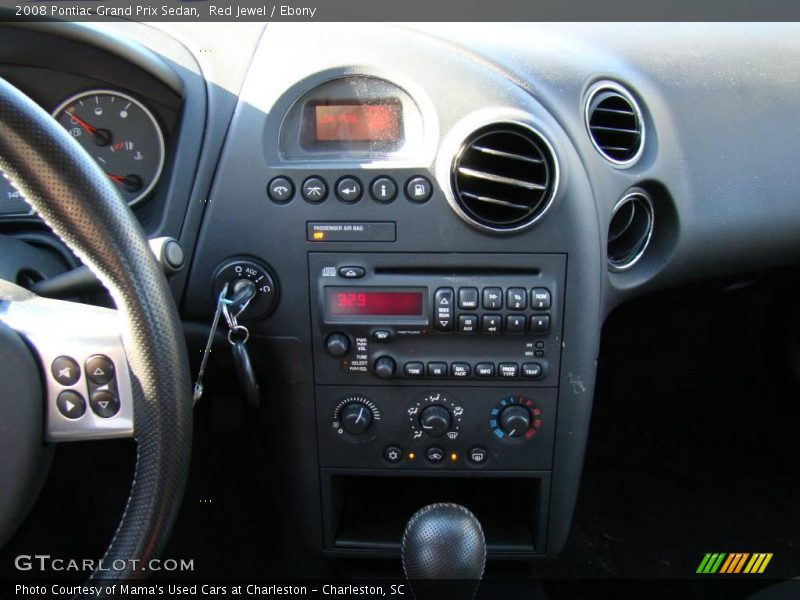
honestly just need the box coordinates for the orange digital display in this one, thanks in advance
[314,103,401,142]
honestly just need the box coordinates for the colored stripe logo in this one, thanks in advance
[697,553,773,574]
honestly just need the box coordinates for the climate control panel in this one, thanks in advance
[316,385,556,471]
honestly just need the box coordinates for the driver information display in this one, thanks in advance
[314,102,401,142]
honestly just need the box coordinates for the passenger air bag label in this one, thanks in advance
[307,221,396,242]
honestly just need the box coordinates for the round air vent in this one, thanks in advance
[585,82,644,166]
[608,191,654,271]
[450,123,558,232]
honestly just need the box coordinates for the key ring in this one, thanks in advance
[227,324,250,345]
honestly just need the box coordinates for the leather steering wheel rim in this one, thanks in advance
[0,78,192,584]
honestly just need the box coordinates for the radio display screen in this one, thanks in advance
[325,288,424,317]
[314,101,401,142]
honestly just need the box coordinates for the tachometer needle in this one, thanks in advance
[69,112,96,134]
[107,173,143,193]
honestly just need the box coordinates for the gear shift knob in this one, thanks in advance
[401,503,486,600]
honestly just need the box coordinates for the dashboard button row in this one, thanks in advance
[267,175,432,204]
[455,313,550,334]
[455,286,551,311]
[403,361,544,380]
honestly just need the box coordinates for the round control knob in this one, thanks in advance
[325,333,350,357]
[340,402,374,435]
[499,405,531,437]
[419,405,452,437]
[373,356,396,379]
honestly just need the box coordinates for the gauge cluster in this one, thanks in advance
[0,87,169,218]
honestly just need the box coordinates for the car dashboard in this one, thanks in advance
[1,21,799,563]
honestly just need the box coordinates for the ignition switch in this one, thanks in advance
[212,258,278,320]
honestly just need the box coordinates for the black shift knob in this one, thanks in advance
[401,503,486,600]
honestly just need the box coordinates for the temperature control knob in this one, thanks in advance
[499,405,531,437]
[373,356,396,379]
[419,405,452,437]
[340,402,374,435]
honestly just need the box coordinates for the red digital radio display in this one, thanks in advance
[326,289,424,317]
[314,102,401,142]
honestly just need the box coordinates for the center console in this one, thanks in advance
[183,23,604,560]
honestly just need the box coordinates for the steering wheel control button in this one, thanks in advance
[335,177,363,203]
[507,288,528,310]
[530,315,551,333]
[457,314,478,333]
[434,287,455,331]
[404,362,424,377]
[458,287,479,310]
[506,315,526,333]
[468,447,489,465]
[498,363,520,378]
[90,390,121,418]
[370,176,397,203]
[451,362,471,378]
[301,176,328,203]
[56,390,86,419]
[482,287,503,310]
[475,363,496,378]
[481,314,502,333]
[51,356,80,386]
[384,446,403,464]
[522,363,544,379]
[338,266,365,279]
[531,288,552,310]
[267,176,294,203]
[426,446,446,464]
[85,355,115,385]
[405,176,432,203]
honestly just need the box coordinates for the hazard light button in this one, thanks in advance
[86,355,115,385]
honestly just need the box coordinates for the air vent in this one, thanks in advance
[608,191,654,271]
[450,124,557,232]
[586,83,644,166]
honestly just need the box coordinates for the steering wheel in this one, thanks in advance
[0,78,192,584]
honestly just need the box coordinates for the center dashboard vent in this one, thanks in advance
[585,82,644,166]
[450,124,558,232]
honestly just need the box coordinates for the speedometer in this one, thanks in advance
[52,89,165,206]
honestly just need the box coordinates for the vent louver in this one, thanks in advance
[450,124,557,232]
[608,191,654,271]
[586,83,644,166]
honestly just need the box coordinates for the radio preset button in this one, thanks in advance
[451,362,471,378]
[498,363,520,378]
[506,315,526,333]
[481,314,502,333]
[458,287,479,310]
[338,266,365,278]
[475,363,496,378]
[507,288,527,310]
[457,314,478,333]
[531,288,551,310]
[434,288,454,331]
[530,315,551,333]
[404,362,424,377]
[522,362,544,379]
[482,287,503,310]
[427,362,448,378]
